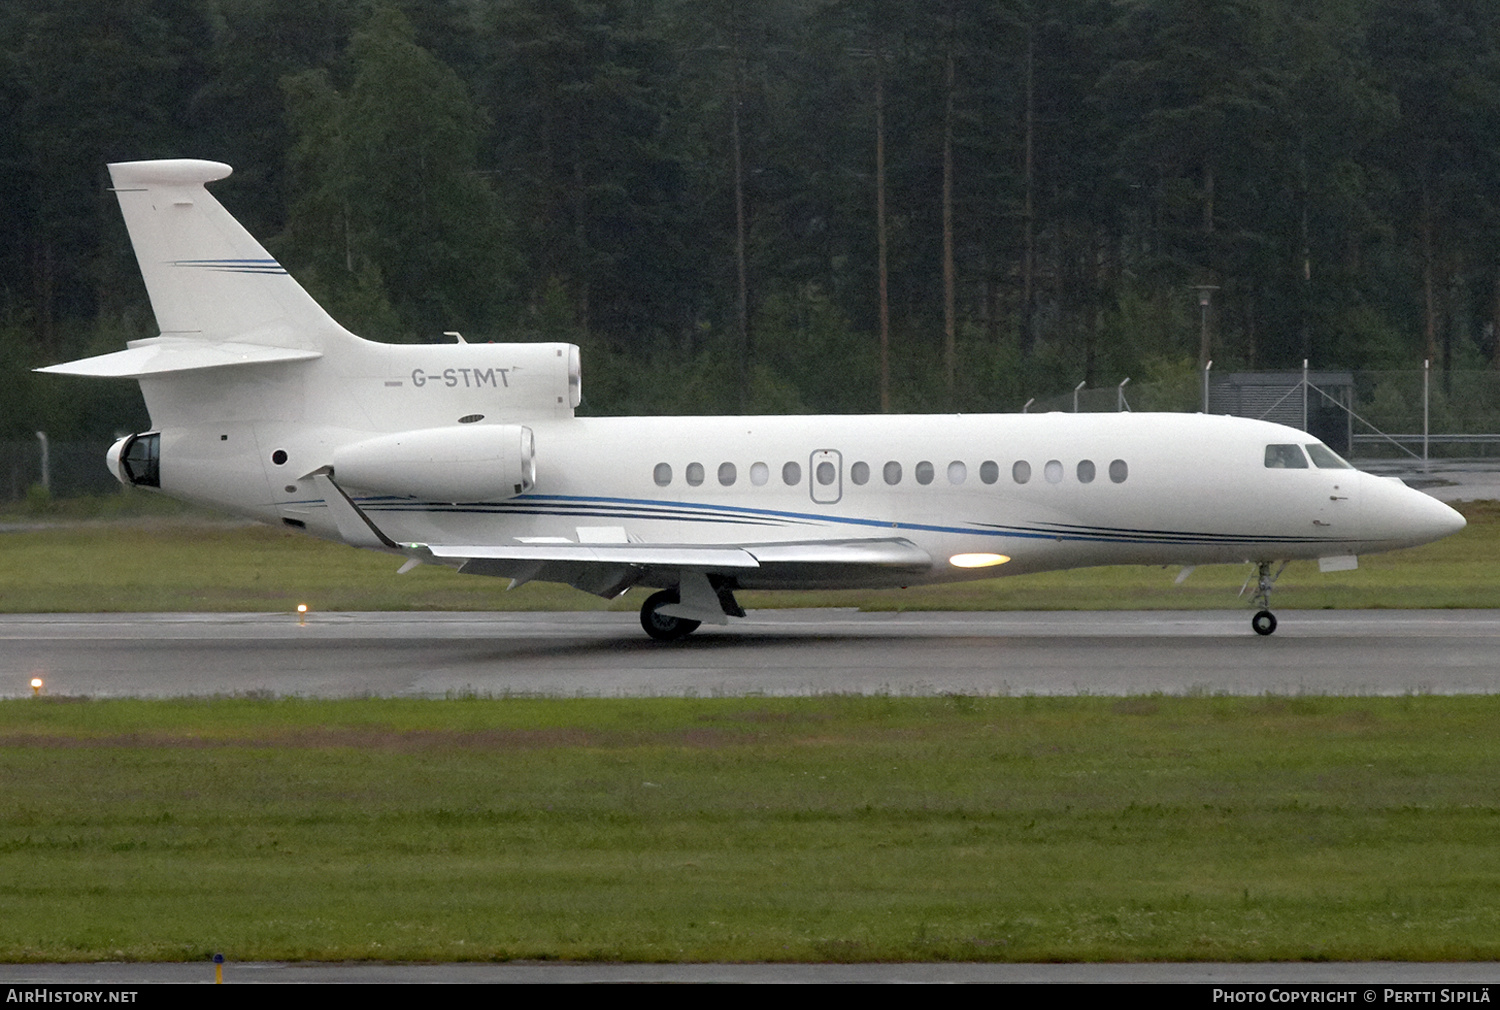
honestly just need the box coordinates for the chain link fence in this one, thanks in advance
[0,439,117,503]
[1027,368,1500,462]
[11,370,1500,502]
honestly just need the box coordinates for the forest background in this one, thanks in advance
[5,0,1500,445]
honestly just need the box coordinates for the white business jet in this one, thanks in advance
[40,160,1465,639]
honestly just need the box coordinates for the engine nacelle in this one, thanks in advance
[332,424,535,503]
[108,432,161,488]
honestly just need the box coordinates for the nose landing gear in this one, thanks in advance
[1247,561,1287,636]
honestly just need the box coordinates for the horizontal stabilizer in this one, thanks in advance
[37,338,321,379]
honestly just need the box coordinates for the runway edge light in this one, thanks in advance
[297,603,308,627]
[30,677,42,697]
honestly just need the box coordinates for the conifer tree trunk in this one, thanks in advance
[1020,27,1035,358]
[941,20,956,407]
[730,6,749,412]
[876,52,890,413]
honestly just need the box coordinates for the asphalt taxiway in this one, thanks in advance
[3,608,1498,698]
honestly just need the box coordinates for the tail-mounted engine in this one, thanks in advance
[330,424,536,503]
[108,432,161,488]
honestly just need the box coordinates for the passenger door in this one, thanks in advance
[809,449,843,504]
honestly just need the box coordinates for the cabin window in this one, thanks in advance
[884,461,902,485]
[1109,459,1128,483]
[718,462,737,486]
[653,463,672,486]
[1013,460,1031,484]
[816,461,837,486]
[1264,444,1309,469]
[1305,443,1353,469]
[782,461,802,485]
[980,460,999,484]
[850,461,870,485]
[686,462,705,486]
[915,461,935,485]
[1044,459,1063,483]
[750,461,770,486]
[947,461,967,484]
[1077,459,1096,483]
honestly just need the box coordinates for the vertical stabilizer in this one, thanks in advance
[107,159,352,351]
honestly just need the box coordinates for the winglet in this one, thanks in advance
[308,470,398,551]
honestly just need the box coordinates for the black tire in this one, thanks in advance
[1251,610,1277,636]
[640,589,701,642]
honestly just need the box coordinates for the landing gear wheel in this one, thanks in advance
[640,589,701,642]
[1246,561,1286,637]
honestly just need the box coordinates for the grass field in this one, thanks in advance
[3,498,1496,964]
[0,499,1496,614]
[3,695,1500,963]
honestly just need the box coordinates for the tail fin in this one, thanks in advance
[40,159,360,379]
[107,159,351,350]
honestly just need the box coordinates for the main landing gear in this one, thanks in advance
[639,575,746,642]
[1247,560,1287,636]
[640,589,700,642]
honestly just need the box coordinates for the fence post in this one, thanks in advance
[1423,359,1430,472]
[34,432,49,494]
[1302,359,1309,433]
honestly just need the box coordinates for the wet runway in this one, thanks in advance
[5,611,1498,985]
[3,608,1498,698]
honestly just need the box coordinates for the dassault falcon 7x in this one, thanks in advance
[41,160,1465,639]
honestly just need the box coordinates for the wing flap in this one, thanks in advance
[421,543,762,569]
[747,540,932,567]
[416,538,932,571]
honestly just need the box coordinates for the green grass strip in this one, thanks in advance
[3,695,1500,962]
[0,500,1496,613]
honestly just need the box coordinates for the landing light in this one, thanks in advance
[949,553,1011,569]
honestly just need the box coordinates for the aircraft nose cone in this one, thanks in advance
[1422,493,1467,539]
[1392,479,1465,545]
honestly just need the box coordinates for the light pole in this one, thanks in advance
[1193,285,1219,369]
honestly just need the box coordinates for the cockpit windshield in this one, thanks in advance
[1304,443,1353,469]
[1264,444,1308,468]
